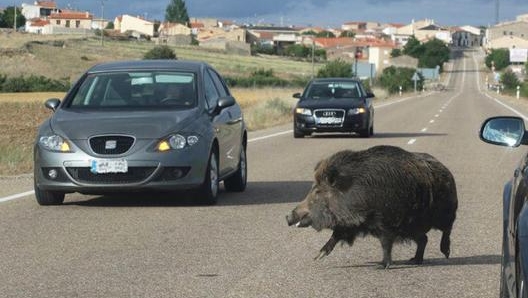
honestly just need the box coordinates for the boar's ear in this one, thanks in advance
[314,158,339,187]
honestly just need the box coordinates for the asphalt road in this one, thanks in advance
[1,48,528,298]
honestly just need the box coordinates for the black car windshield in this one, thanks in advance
[66,71,197,109]
[304,81,364,100]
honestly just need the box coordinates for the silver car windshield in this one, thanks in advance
[305,81,364,99]
[68,71,197,109]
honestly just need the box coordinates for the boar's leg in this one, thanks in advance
[315,228,357,260]
[440,229,451,258]
[409,234,428,265]
[379,235,395,269]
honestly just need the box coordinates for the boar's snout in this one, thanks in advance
[286,208,312,227]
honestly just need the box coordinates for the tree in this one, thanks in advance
[402,36,424,58]
[419,38,449,69]
[0,6,26,29]
[165,0,190,24]
[391,49,402,58]
[339,30,355,38]
[485,49,510,71]
[316,31,335,38]
[317,59,352,78]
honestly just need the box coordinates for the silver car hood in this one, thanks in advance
[50,108,198,139]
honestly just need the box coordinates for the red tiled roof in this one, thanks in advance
[190,22,204,28]
[314,37,355,48]
[50,11,92,20]
[315,37,396,49]
[37,1,57,8]
[30,19,50,27]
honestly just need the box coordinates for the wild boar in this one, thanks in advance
[286,145,458,268]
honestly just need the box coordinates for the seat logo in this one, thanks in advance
[105,140,117,150]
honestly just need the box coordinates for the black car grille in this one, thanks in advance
[314,109,345,127]
[66,167,156,184]
[89,135,134,155]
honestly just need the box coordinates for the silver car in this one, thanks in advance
[34,60,247,205]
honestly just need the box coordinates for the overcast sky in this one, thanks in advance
[5,0,528,27]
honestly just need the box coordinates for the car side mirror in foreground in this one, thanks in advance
[213,96,236,115]
[366,92,375,98]
[293,93,301,99]
[45,98,61,111]
[479,116,527,147]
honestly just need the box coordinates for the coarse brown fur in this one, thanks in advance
[286,145,458,268]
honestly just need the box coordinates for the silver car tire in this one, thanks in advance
[197,151,219,205]
[224,145,247,192]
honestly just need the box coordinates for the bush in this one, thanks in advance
[317,59,352,78]
[143,45,177,60]
[225,68,297,88]
[501,69,520,90]
[0,75,70,92]
[485,49,509,71]
[378,66,423,94]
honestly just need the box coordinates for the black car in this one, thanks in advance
[480,116,528,297]
[34,59,247,205]
[293,77,375,138]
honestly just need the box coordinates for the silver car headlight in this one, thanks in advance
[39,135,74,152]
[348,108,366,115]
[157,134,199,151]
[295,108,312,116]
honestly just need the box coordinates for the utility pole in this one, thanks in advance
[13,2,17,31]
[100,0,105,46]
[311,40,315,78]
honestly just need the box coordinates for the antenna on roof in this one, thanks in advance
[495,0,499,24]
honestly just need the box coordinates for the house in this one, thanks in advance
[21,1,59,20]
[158,22,191,36]
[157,22,192,45]
[114,14,154,37]
[452,26,483,47]
[25,18,50,33]
[486,19,528,49]
[487,35,528,50]
[49,11,92,30]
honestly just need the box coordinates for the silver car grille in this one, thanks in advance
[89,135,135,155]
[313,109,346,127]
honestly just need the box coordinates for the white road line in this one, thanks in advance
[0,191,35,203]
[408,139,417,145]
[248,130,292,143]
[421,128,428,132]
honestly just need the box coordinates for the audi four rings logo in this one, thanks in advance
[322,111,337,117]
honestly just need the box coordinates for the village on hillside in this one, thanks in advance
[1,1,528,79]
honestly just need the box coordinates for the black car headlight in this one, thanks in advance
[295,108,312,116]
[348,108,367,115]
[157,134,199,151]
[38,135,74,152]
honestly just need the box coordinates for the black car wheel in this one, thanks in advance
[293,121,305,138]
[500,242,510,298]
[197,151,219,205]
[34,182,65,206]
[224,145,247,192]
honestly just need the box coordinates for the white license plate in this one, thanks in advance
[90,159,128,174]
[317,117,342,124]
